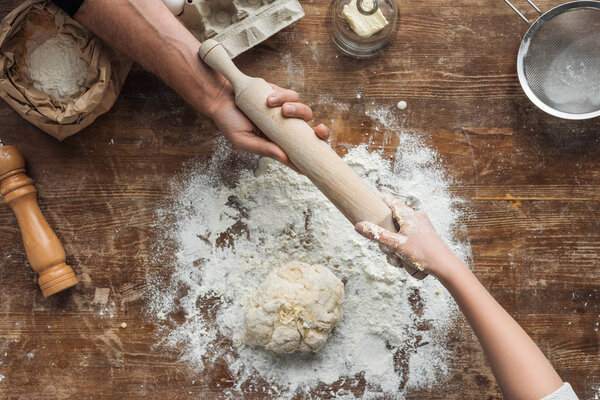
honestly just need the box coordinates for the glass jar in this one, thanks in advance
[329,0,399,58]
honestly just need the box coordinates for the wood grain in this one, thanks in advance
[0,0,599,398]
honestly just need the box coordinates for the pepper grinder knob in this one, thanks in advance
[0,146,78,297]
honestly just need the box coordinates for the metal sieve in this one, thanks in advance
[504,0,600,119]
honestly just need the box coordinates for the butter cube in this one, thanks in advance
[342,0,389,38]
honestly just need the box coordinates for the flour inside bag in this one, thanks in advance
[0,0,132,140]
[26,31,88,101]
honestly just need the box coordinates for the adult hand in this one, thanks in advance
[207,78,329,171]
[355,194,457,279]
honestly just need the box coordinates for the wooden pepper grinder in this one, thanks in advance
[0,146,78,297]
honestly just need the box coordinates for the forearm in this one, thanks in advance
[439,257,563,400]
[356,198,567,399]
[74,0,223,116]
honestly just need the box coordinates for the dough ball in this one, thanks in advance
[244,261,345,354]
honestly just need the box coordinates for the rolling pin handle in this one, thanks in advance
[199,39,251,92]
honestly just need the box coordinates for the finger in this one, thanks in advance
[237,135,304,174]
[382,193,413,212]
[355,222,408,251]
[267,89,300,107]
[287,161,302,174]
[386,253,405,269]
[268,82,284,92]
[281,102,313,121]
[233,134,288,164]
[313,124,330,140]
[379,242,396,256]
[262,144,301,174]
[382,194,415,227]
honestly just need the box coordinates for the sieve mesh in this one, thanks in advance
[520,6,600,115]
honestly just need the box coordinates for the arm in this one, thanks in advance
[356,195,566,400]
[71,0,329,169]
[439,255,563,400]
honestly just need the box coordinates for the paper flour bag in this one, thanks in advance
[0,0,132,140]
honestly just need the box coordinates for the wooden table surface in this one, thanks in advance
[1,0,599,398]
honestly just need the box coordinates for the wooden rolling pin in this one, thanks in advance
[199,40,427,279]
[0,146,78,297]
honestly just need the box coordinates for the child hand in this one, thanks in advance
[355,194,457,279]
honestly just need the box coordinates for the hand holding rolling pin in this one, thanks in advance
[357,194,574,400]
[208,80,330,173]
[356,194,453,276]
[71,0,328,172]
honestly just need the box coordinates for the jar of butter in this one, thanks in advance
[330,0,398,58]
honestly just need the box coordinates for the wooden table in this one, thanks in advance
[1,0,599,398]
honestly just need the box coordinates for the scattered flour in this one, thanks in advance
[148,110,470,398]
[315,94,350,112]
[26,34,87,101]
[365,105,402,132]
[283,50,305,91]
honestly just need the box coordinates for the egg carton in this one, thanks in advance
[180,0,305,58]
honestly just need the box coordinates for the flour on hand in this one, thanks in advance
[244,261,344,354]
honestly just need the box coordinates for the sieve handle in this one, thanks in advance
[504,0,542,25]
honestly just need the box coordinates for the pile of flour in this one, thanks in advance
[26,34,87,101]
[148,109,470,398]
